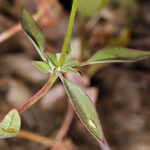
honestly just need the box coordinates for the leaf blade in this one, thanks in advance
[45,52,58,67]
[60,76,104,142]
[20,9,46,61]
[80,48,150,66]
[0,109,21,139]
[32,61,50,73]
[62,57,79,69]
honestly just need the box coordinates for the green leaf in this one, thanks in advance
[60,76,104,142]
[78,0,109,18]
[0,109,21,139]
[80,48,150,66]
[60,67,79,73]
[45,52,79,73]
[20,9,46,61]
[62,57,79,69]
[46,52,57,67]
[32,61,50,73]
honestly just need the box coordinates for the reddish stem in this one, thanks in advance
[55,103,74,141]
[17,74,57,113]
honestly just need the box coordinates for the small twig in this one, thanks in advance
[0,24,21,44]
[18,130,54,146]
[55,103,74,141]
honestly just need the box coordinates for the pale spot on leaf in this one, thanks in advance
[89,119,96,129]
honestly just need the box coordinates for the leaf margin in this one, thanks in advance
[20,8,46,61]
[80,47,150,67]
[32,61,51,73]
[59,74,104,142]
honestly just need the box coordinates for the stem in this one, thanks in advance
[17,73,57,113]
[18,130,54,146]
[58,0,78,67]
[55,103,74,141]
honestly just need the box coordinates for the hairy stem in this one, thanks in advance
[17,73,57,113]
[58,0,78,67]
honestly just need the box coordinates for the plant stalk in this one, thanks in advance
[55,102,74,141]
[58,0,78,67]
[17,73,57,113]
[18,130,54,146]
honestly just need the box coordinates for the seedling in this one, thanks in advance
[0,0,150,145]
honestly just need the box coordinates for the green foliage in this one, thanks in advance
[46,52,58,67]
[0,109,21,139]
[61,56,79,72]
[45,52,79,73]
[80,48,150,66]
[6,0,149,142]
[78,0,109,18]
[20,9,46,61]
[60,76,104,141]
[60,67,78,73]
[32,61,51,73]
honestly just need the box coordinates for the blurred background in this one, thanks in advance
[0,0,149,149]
